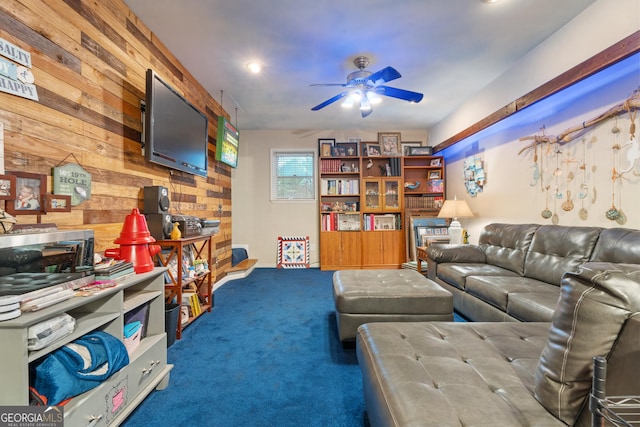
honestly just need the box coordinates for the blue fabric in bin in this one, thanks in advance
[32,331,129,405]
[232,248,248,267]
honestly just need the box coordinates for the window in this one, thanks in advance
[271,150,316,201]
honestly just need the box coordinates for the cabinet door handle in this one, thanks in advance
[142,359,160,375]
[87,414,102,426]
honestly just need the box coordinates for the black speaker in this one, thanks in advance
[146,213,173,240]
[143,186,170,214]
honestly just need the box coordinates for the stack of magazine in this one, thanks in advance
[93,259,135,282]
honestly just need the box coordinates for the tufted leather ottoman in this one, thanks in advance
[333,269,453,341]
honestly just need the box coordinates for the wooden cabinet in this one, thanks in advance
[319,151,443,270]
[0,269,172,426]
[155,235,213,339]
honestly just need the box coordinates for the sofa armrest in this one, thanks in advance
[425,244,486,263]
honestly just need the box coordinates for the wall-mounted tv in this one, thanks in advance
[216,116,239,168]
[144,69,209,177]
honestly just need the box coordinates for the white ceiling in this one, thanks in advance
[124,0,597,132]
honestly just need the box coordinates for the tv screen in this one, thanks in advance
[144,69,208,177]
[216,116,239,168]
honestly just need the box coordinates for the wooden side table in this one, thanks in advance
[416,246,428,274]
[415,237,449,273]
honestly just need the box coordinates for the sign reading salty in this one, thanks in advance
[0,37,38,101]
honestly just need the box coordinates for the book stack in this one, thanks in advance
[93,259,135,282]
[181,292,201,317]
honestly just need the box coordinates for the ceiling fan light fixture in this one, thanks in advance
[245,62,262,74]
[341,97,354,108]
[366,91,382,105]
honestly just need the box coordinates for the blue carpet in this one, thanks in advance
[122,268,366,427]
[122,268,466,426]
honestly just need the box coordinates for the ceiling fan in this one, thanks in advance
[310,56,424,118]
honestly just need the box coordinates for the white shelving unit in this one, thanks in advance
[0,268,173,426]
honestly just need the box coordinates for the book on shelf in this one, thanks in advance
[93,260,135,281]
[181,292,201,317]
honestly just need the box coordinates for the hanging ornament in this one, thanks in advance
[606,122,621,221]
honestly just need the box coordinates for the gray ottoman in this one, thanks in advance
[333,269,453,341]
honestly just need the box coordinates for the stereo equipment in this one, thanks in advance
[145,213,173,240]
[171,215,201,237]
[143,186,170,214]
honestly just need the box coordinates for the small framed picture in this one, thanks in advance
[336,142,358,157]
[0,174,16,200]
[408,146,433,156]
[5,171,47,215]
[401,142,421,156]
[365,143,381,156]
[430,158,442,166]
[318,138,335,157]
[429,170,441,180]
[43,194,71,212]
[378,132,401,156]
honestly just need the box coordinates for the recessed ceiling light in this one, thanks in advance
[482,0,501,3]
[246,62,261,74]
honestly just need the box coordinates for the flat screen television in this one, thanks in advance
[144,69,209,177]
[216,116,239,168]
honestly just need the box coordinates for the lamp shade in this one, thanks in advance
[437,198,473,220]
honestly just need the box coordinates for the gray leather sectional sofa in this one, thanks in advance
[356,224,640,427]
[426,224,639,322]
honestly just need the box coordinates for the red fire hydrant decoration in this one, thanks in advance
[105,208,161,273]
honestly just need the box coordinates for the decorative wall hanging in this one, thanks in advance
[0,37,38,101]
[52,154,92,206]
[519,88,639,223]
[277,236,310,269]
[463,156,485,197]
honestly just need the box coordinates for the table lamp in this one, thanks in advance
[437,196,473,244]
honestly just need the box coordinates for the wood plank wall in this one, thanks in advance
[0,0,234,277]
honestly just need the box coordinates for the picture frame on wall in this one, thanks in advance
[378,132,401,156]
[318,138,335,157]
[43,194,71,212]
[0,174,16,200]
[5,171,47,215]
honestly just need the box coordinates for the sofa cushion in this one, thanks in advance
[507,292,559,322]
[534,262,640,425]
[465,276,557,312]
[590,227,640,263]
[479,223,539,275]
[524,225,601,286]
[356,321,561,427]
[436,263,518,291]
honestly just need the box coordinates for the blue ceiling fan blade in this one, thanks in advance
[375,86,424,103]
[311,92,349,111]
[366,66,401,86]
